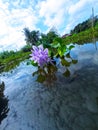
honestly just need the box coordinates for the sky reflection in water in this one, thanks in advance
[0,42,98,130]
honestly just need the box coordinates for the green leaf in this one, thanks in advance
[66,52,71,58]
[61,58,71,67]
[51,43,60,48]
[54,37,62,44]
[31,60,38,66]
[58,45,66,57]
[63,69,70,77]
[68,45,74,50]
[36,74,45,83]
[72,59,78,64]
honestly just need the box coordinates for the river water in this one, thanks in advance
[0,42,98,130]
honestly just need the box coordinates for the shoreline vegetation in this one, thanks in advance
[0,50,30,73]
[62,24,98,45]
[0,16,98,73]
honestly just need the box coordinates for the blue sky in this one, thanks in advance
[0,0,98,52]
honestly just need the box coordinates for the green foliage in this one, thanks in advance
[30,37,78,83]
[49,37,75,58]
[21,45,32,52]
[23,27,60,48]
[32,64,58,84]
[23,28,40,46]
[30,60,38,66]
[57,45,66,57]
[40,31,59,48]
[0,27,60,73]
[0,50,30,73]
[2,16,98,75]
[0,50,15,59]
[63,24,98,45]
[70,15,98,34]
[46,29,59,43]
[61,58,71,67]
[51,43,60,48]
[68,45,74,50]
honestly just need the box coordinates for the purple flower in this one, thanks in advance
[30,45,50,67]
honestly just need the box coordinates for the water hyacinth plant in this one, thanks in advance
[29,38,78,83]
[30,44,51,67]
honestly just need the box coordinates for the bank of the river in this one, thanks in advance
[0,24,98,73]
[0,51,30,73]
[62,24,98,44]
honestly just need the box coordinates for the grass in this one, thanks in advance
[62,24,98,45]
[0,50,30,73]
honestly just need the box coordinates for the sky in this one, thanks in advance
[0,0,98,52]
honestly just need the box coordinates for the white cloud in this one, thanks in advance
[0,0,98,51]
[68,0,87,15]
[64,0,98,33]
[38,0,70,28]
[0,0,38,51]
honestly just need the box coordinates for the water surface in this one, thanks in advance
[0,42,98,130]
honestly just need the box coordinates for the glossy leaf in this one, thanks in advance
[31,61,38,66]
[51,43,60,48]
[58,45,66,57]
[68,45,74,50]
[61,58,71,67]
[54,37,62,44]
[66,52,71,58]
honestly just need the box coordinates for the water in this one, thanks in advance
[0,42,98,130]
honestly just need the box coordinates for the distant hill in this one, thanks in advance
[70,15,98,34]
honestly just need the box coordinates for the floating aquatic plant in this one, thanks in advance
[29,38,78,83]
[30,44,51,67]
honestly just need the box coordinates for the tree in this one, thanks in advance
[23,27,59,47]
[40,28,59,44]
[70,15,98,34]
[23,28,40,46]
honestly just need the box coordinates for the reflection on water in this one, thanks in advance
[32,51,78,84]
[0,42,98,130]
[92,38,98,50]
[0,57,27,73]
[0,81,9,124]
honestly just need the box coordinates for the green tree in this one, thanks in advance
[23,28,40,46]
[40,28,59,44]
[47,29,59,43]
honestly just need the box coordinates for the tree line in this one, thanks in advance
[70,15,98,34]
